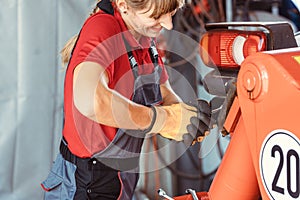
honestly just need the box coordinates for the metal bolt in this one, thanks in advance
[157,188,174,200]
[185,188,199,200]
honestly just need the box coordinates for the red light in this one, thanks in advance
[200,30,266,68]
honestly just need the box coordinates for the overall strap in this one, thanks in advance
[149,40,159,64]
[123,39,139,78]
[124,39,159,66]
[97,0,114,15]
[96,0,160,76]
[123,38,160,78]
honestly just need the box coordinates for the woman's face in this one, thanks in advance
[123,5,177,39]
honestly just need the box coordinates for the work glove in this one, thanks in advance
[148,102,196,141]
[148,101,213,142]
[185,99,215,145]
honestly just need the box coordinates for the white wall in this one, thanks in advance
[0,1,93,199]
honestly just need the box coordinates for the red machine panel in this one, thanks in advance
[209,47,300,200]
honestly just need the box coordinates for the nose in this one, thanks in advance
[159,13,173,30]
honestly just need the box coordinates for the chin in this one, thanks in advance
[147,31,161,38]
[144,27,160,36]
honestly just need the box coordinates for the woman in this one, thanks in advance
[41,0,212,199]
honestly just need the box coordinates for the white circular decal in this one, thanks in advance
[260,130,300,200]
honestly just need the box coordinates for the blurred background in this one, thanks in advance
[0,0,299,199]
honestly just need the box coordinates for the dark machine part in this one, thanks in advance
[216,81,237,136]
[202,68,238,96]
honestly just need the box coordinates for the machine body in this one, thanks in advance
[209,47,300,200]
[170,22,300,200]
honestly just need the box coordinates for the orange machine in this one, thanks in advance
[206,23,300,200]
[208,47,300,200]
[169,22,300,200]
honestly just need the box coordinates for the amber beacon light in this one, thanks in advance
[200,30,266,67]
[199,22,298,68]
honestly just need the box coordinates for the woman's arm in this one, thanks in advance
[73,61,206,141]
[73,61,153,130]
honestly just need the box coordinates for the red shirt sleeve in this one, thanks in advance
[70,13,125,81]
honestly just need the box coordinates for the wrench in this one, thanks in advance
[185,188,199,200]
[157,188,174,200]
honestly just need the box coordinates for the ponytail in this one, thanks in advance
[60,35,78,66]
[60,0,102,66]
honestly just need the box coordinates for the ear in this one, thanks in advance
[115,0,128,13]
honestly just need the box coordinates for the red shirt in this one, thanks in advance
[63,9,169,158]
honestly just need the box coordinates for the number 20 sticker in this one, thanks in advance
[260,130,300,200]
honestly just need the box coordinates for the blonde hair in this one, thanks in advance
[126,0,184,19]
[60,0,185,66]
